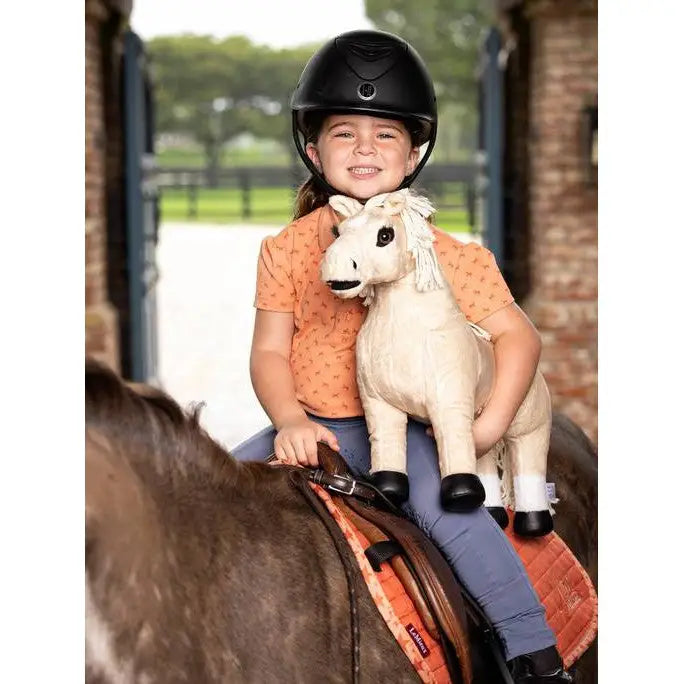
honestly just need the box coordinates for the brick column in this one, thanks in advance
[85,0,120,371]
[523,0,598,442]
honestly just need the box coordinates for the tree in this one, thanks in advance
[365,0,495,153]
[146,35,316,177]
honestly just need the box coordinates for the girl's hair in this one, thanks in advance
[293,112,328,220]
[292,112,424,220]
[293,176,330,220]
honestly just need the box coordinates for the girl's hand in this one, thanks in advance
[274,417,340,467]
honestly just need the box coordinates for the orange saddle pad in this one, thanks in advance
[504,510,598,668]
[311,483,597,680]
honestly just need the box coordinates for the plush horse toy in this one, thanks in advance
[320,189,554,537]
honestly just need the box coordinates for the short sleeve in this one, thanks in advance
[254,226,296,312]
[435,236,514,323]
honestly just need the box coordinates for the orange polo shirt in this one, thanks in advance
[254,204,514,418]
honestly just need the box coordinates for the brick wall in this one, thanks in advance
[85,0,130,373]
[500,0,598,443]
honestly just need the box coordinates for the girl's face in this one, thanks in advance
[306,114,420,200]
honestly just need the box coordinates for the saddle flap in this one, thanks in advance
[334,496,441,642]
[318,444,472,682]
[346,499,473,684]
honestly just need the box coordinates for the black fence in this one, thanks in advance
[155,163,478,230]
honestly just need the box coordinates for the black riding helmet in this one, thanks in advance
[290,30,438,197]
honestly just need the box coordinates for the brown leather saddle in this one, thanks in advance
[310,444,514,684]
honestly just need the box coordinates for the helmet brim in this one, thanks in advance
[294,106,434,147]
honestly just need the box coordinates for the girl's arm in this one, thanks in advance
[474,303,542,456]
[250,309,305,429]
[250,309,339,465]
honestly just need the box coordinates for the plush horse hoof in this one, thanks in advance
[514,510,554,537]
[440,474,485,512]
[370,471,409,506]
[486,506,509,529]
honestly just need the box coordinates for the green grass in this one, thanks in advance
[160,187,296,225]
[157,148,206,167]
[159,185,475,234]
[157,148,290,168]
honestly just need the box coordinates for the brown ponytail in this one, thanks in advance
[292,111,331,219]
[293,176,330,220]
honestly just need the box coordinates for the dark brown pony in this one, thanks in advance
[85,360,597,683]
[544,414,598,684]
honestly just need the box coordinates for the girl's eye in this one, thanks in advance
[334,131,353,138]
[376,226,395,247]
[332,225,340,238]
[378,132,395,139]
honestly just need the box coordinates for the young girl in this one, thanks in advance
[234,30,572,684]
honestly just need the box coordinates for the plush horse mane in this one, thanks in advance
[85,359,251,490]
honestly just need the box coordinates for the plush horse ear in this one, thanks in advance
[365,189,409,215]
[329,195,363,218]
[364,191,390,211]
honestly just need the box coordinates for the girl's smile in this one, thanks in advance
[348,166,381,178]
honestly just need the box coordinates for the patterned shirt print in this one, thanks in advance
[254,205,514,417]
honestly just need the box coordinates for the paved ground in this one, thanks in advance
[156,221,480,451]
[156,222,278,450]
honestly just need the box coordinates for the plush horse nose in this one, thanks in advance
[352,259,357,270]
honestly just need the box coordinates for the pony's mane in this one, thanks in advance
[85,359,251,489]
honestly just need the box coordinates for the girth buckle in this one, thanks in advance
[328,475,357,497]
[309,470,357,497]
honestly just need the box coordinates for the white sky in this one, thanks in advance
[131,0,374,47]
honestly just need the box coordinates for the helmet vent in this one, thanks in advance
[346,42,395,62]
[337,37,400,80]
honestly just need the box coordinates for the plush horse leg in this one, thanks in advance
[477,447,508,529]
[505,423,553,537]
[429,403,484,512]
[363,396,410,505]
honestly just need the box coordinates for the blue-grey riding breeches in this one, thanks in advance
[232,415,557,660]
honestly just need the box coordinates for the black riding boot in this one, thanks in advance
[508,645,574,683]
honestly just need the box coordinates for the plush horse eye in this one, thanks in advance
[376,227,395,247]
[332,225,340,238]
